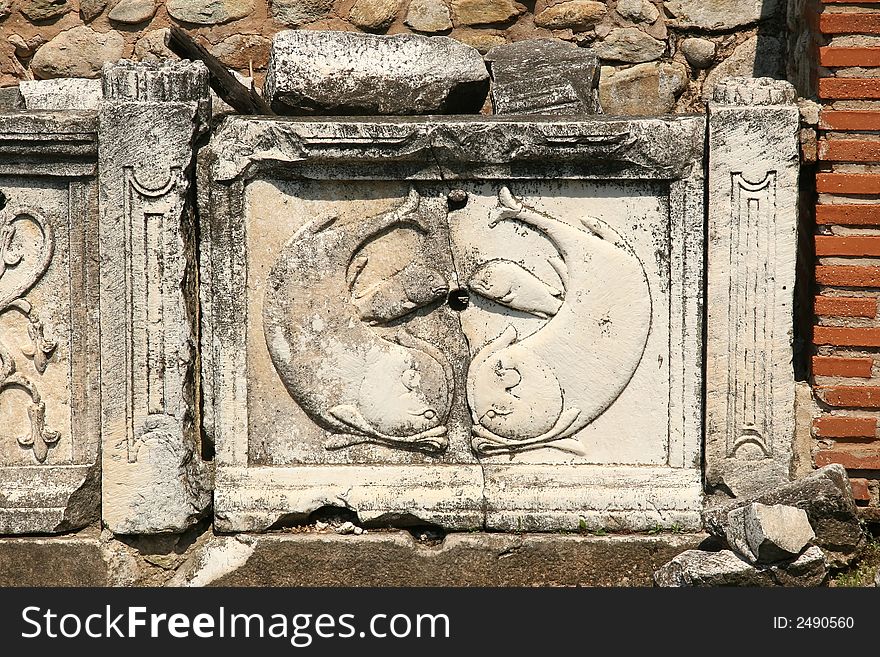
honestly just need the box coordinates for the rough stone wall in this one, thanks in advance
[812,0,880,518]
[1,0,789,115]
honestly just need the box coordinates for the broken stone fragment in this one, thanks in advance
[743,503,815,564]
[722,505,755,562]
[405,0,453,32]
[664,0,781,30]
[653,550,774,587]
[598,61,687,115]
[264,30,489,115]
[18,78,103,110]
[485,39,600,115]
[768,546,827,587]
[534,0,607,30]
[349,0,402,30]
[654,547,827,587]
[30,26,125,79]
[168,536,256,587]
[703,465,866,569]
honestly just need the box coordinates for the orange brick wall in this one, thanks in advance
[814,0,880,507]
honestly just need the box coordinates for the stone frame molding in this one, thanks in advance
[199,115,707,532]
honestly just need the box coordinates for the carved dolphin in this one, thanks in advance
[468,259,563,319]
[263,189,453,454]
[350,256,449,325]
[468,187,652,456]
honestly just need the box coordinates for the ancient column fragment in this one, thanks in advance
[0,112,101,534]
[706,77,800,498]
[99,60,212,534]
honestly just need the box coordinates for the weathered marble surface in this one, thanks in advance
[485,40,601,115]
[99,60,212,535]
[705,77,800,499]
[200,115,705,532]
[264,30,489,115]
[0,111,100,533]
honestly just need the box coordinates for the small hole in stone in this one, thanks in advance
[447,288,469,311]
[0,190,6,212]
[447,189,468,211]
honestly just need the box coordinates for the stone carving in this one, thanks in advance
[705,78,799,498]
[725,171,776,459]
[263,189,453,454]
[466,188,651,456]
[0,109,101,535]
[201,115,705,533]
[0,206,59,463]
[261,184,651,458]
[100,60,212,534]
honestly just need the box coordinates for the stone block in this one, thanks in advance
[264,30,490,115]
[534,0,606,31]
[18,78,103,111]
[108,0,157,23]
[703,465,865,568]
[598,62,687,116]
[653,546,827,587]
[743,503,815,563]
[654,550,775,586]
[664,0,781,30]
[171,531,706,587]
[590,27,666,63]
[99,61,212,535]
[0,534,107,586]
[485,39,600,115]
[705,78,800,498]
[405,0,453,33]
[0,111,101,534]
[30,26,125,80]
[768,546,827,587]
[199,114,705,533]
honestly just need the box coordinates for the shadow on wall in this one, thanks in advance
[754,0,790,80]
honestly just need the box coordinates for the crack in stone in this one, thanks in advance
[428,137,488,530]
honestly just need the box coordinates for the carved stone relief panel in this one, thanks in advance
[0,113,100,534]
[201,117,705,532]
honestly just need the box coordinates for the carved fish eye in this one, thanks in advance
[423,409,436,420]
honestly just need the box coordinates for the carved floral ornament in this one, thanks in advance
[263,186,653,458]
[0,204,59,463]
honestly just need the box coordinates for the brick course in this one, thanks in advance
[816,3,880,503]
